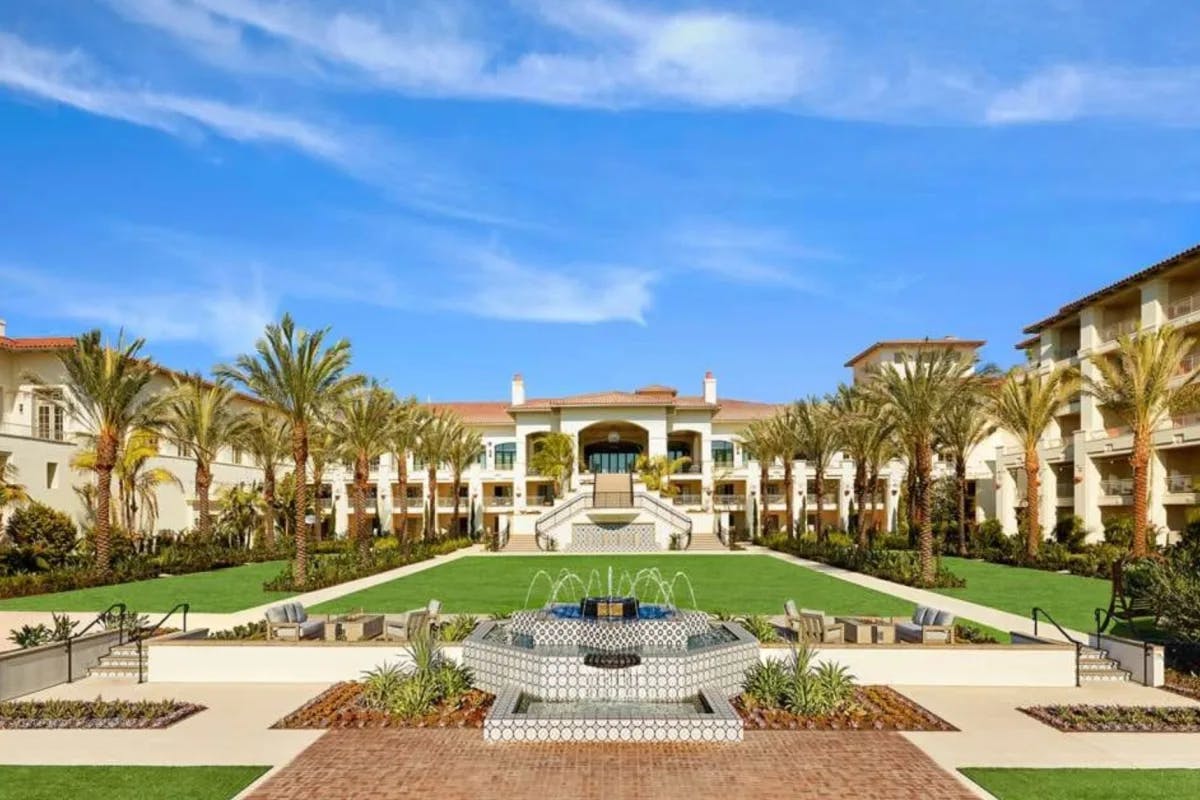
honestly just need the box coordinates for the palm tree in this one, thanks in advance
[329,382,395,554]
[413,408,460,541]
[833,385,892,547]
[71,428,182,536]
[935,388,995,555]
[1084,328,1200,557]
[218,314,360,586]
[633,454,692,496]
[990,366,1077,560]
[389,398,426,545]
[40,330,163,573]
[766,408,801,538]
[790,397,841,542]
[740,417,780,538]
[306,420,337,540]
[0,459,29,533]
[162,374,251,540]
[239,409,291,549]
[446,427,484,537]
[528,432,575,498]
[864,346,978,584]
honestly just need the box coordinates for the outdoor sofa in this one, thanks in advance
[264,601,329,642]
[893,605,956,644]
[385,599,441,642]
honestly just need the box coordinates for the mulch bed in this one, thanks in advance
[273,682,493,729]
[734,686,956,731]
[0,699,203,729]
[1020,704,1200,732]
[1165,669,1200,702]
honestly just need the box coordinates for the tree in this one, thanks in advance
[446,427,484,537]
[1085,328,1200,557]
[239,409,291,549]
[790,397,841,542]
[740,417,778,538]
[39,330,163,574]
[389,398,426,545]
[306,421,337,540]
[215,483,261,549]
[218,314,360,586]
[71,428,182,536]
[162,374,250,540]
[0,459,30,534]
[528,433,575,498]
[633,454,691,496]
[766,408,801,538]
[832,385,892,547]
[864,346,978,585]
[935,388,994,555]
[329,381,395,555]
[413,408,460,541]
[991,366,1078,560]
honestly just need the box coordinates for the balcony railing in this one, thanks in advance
[0,420,68,442]
[437,496,467,507]
[1172,413,1200,429]
[1100,478,1134,496]
[714,495,745,508]
[486,496,513,507]
[672,493,702,506]
[1056,483,1075,498]
[763,494,786,505]
[1168,292,1200,320]
[1101,318,1139,343]
[672,462,702,474]
[1180,352,1200,375]
[317,498,333,509]
[1168,474,1199,493]
[404,497,424,508]
[805,493,837,505]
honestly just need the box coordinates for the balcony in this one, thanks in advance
[714,495,745,509]
[672,493,702,506]
[1101,318,1139,343]
[493,461,515,472]
[710,460,739,473]
[317,498,333,510]
[403,497,425,508]
[1168,292,1200,320]
[1179,352,1200,376]
[763,493,786,506]
[437,495,467,507]
[485,496,514,507]
[1100,478,1134,496]
[805,493,837,506]
[672,461,702,475]
[1168,474,1200,494]
[0,420,68,442]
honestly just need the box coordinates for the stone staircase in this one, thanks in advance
[1078,645,1131,683]
[502,534,541,553]
[88,641,146,679]
[687,532,726,551]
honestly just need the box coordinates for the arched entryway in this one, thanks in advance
[577,421,649,474]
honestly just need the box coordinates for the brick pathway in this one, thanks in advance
[247,729,976,799]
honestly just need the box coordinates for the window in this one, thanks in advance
[711,440,735,466]
[36,402,64,441]
[175,440,192,458]
[495,442,516,470]
[45,461,59,489]
[232,446,244,465]
[369,456,381,472]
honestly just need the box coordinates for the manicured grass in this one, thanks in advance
[0,765,269,800]
[933,557,1112,634]
[0,561,294,613]
[960,768,1200,800]
[314,554,918,618]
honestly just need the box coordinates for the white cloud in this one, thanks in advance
[987,65,1200,125]
[667,222,832,290]
[447,248,653,324]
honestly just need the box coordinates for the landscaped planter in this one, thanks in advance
[0,698,203,729]
[735,686,955,731]
[1020,704,1200,732]
[272,682,492,729]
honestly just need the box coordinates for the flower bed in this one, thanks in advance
[272,681,493,729]
[0,698,203,729]
[1020,704,1200,732]
[262,537,472,593]
[735,686,956,731]
[1165,669,1200,702]
[759,534,965,589]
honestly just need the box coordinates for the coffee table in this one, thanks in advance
[341,613,384,642]
[836,617,896,644]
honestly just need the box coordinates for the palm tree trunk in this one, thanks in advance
[451,473,462,537]
[814,468,826,542]
[292,423,309,588]
[916,442,934,585]
[353,455,368,558]
[956,459,968,556]
[426,464,437,542]
[854,461,867,548]
[1131,430,1151,557]
[758,463,768,537]
[262,465,276,549]
[783,460,795,539]
[94,431,118,574]
[906,460,918,547]
[1024,448,1041,561]
[396,452,409,543]
[195,461,212,539]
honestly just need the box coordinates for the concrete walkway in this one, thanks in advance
[751,546,1088,642]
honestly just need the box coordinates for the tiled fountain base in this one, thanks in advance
[485,685,743,742]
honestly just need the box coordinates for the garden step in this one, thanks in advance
[88,667,142,678]
[686,534,726,551]
[502,535,541,552]
[1079,668,1132,682]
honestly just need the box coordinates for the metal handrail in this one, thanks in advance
[66,602,127,684]
[135,602,190,683]
[1032,606,1084,687]
[633,492,693,549]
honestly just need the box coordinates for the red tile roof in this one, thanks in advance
[428,401,512,425]
[0,336,75,352]
[844,338,986,367]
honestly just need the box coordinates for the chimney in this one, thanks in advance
[703,371,717,404]
[0,319,6,337]
[511,373,525,406]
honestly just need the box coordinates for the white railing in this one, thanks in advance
[714,496,745,508]
[763,494,786,505]
[1179,352,1200,375]
[1172,413,1200,429]
[486,496,513,507]
[404,497,425,508]
[1101,318,1139,342]
[1168,474,1199,493]
[1041,437,1064,449]
[0,420,69,442]
[1100,478,1134,496]
[671,494,702,506]
[805,493,837,505]
[1168,293,1200,320]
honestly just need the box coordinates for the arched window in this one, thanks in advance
[711,440,735,467]
[495,442,516,470]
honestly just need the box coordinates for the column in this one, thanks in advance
[996,446,1018,534]
[1038,459,1057,541]
[1142,278,1168,331]
[1149,448,1169,542]
[883,465,900,534]
[513,431,528,512]
[792,459,806,533]
[1075,434,1102,541]
[699,430,714,508]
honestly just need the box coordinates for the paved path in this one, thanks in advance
[245,729,978,800]
[751,546,1088,642]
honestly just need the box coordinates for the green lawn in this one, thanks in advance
[961,768,1200,800]
[933,557,1112,634]
[314,554,921,617]
[0,561,294,613]
[0,766,269,800]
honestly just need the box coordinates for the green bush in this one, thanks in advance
[262,537,471,593]
[760,535,965,589]
[1104,516,1134,549]
[436,614,478,643]
[1143,547,1200,641]
[1053,516,1089,552]
[2,503,78,572]
[358,629,475,720]
[742,643,856,716]
[974,519,1007,551]
[738,614,781,643]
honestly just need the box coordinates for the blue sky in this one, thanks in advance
[1,1,1198,402]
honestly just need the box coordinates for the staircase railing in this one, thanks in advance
[66,602,127,684]
[634,492,693,549]
[1094,606,1156,687]
[1032,606,1084,686]
[135,603,189,683]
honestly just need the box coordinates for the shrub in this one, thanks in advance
[209,620,267,640]
[437,614,478,643]
[1104,516,1134,549]
[739,614,781,643]
[1144,548,1200,641]
[974,519,1007,552]
[1053,516,1089,552]
[2,503,78,572]
[742,643,856,716]
[263,537,472,593]
[358,630,475,720]
[8,624,52,649]
[760,535,964,589]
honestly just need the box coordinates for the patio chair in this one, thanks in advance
[784,600,844,644]
[264,601,327,642]
[384,599,441,641]
[893,605,955,644]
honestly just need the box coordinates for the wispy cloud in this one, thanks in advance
[666,222,832,290]
[987,64,1200,125]
[0,262,276,355]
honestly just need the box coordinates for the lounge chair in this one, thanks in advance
[264,601,328,642]
[784,599,844,644]
[385,599,441,641]
[894,605,955,644]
